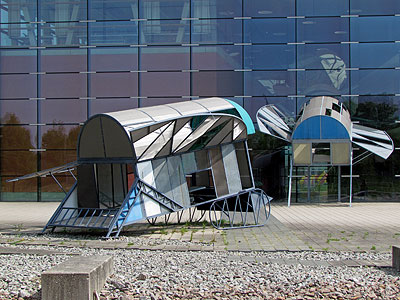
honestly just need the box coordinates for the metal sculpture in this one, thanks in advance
[256,96,394,206]
[9,98,271,237]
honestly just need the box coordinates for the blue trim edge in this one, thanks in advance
[227,100,256,135]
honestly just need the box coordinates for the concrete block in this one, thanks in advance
[42,255,114,300]
[392,246,400,271]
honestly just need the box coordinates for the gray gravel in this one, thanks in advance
[0,242,399,300]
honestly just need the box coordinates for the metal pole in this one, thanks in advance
[338,165,341,202]
[349,149,353,207]
[288,157,293,207]
[307,166,311,202]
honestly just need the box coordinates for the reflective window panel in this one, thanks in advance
[0,1,37,23]
[244,19,295,44]
[41,74,87,99]
[192,19,241,44]
[0,49,37,73]
[297,17,349,43]
[351,95,400,126]
[140,98,183,107]
[90,47,138,72]
[1,125,37,150]
[40,0,87,22]
[244,97,296,121]
[351,17,400,42]
[297,70,349,96]
[141,46,189,71]
[89,0,138,20]
[0,100,37,125]
[1,177,38,201]
[90,73,138,97]
[297,0,349,16]
[350,0,400,16]
[40,48,87,72]
[40,22,87,46]
[0,23,37,47]
[40,126,81,150]
[192,71,243,97]
[90,98,138,116]
[297,43,349,70]
[0,74,37,99]
[140,0,189,20]
[141,20,189,45]
[245,71,295,97]
[41,175,76,201]
[351,43,400,69]
[192,45,242,70]
[191,0,242,18]
[244,45,295,70]
[89,21,138,45]
[351,70,400,95]
[40,99,87,124]
[244,0,294,17]
[140,72,189,97]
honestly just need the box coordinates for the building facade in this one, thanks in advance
[1,0,400,202]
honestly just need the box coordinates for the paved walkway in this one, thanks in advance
[0,202,400,253]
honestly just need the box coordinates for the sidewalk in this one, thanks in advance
[0,201,399,253]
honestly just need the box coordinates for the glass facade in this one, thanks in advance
[1,0,400,202]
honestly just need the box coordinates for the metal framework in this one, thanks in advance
[257,96,394,206]
[10,98,271,237]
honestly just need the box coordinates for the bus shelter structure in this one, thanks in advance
[10,98,271,237]
[256,96,394,206]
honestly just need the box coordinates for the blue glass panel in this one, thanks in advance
[0,74,37,99]
[41,73,87,99]
[191,0,242,18]
[297,70,349,96]
[351,0,400,16]
[40,0,87,22]
[351,95,400,123]
[141,20,189,45]
[192,45,242,70]
[0,23,37,47]
[140,0,189,19]
[192,71,243,97]
[41,48,87,72]
[351,17,400,42]
[297,18,349,43]
[244,19,295,44]
[192,19,241,44]
[141,72,189,97]
[244,45,295,70]
[244,0,294,17]
[89,21,137,45]
[41,99,87,124]
[0,100,37,124]
[0,1,37,23]
[298,43,349,70]
[351,43,400,69]
[90,98,138,116]
[41,22,87,46]
[244,97,296,121]
[351,70,400,95]
[0,49,37,73]
[297,0,349,16]
[141,46,189,71]
[89,0,138,20]
[90,73,138,97]
[90,47,138,71]
[245,71,295,96]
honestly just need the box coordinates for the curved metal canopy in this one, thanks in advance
[257,96,394,160]
[78,97,254,162]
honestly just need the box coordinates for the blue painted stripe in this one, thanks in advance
[227,100,256,135]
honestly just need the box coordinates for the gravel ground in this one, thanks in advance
[0,241,399,300]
